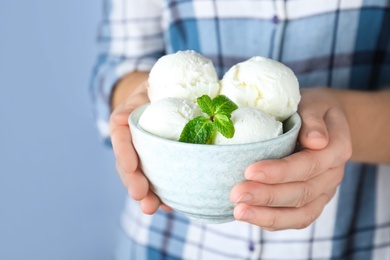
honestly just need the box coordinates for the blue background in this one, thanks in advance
[0,1,126,259]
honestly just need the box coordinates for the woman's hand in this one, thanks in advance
[230,88,352,230]
[110,72,172,214]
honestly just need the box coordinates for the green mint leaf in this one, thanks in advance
[213,114,235,138]
[179,94,239,145]
[212,95,238,116]
[197,95,215,116]
[179,116,214,144]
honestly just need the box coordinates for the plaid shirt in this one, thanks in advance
[90,1,390,259]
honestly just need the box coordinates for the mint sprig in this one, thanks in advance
[179,95,238,144]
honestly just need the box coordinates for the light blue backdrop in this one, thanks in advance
[0,1,126,259]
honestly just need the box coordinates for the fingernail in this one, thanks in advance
[307,130,324,139]
[236,193,253,203]
[236,208,254,220]
[245,171,265,181]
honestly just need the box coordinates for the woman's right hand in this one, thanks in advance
[109,73,171,214]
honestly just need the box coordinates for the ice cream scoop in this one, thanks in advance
[148,50,220,103]
[220,56,300,121]
[214,107,283,145]
[138,98,203,141]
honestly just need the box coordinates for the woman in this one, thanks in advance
[91,1,390,259]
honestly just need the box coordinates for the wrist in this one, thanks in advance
[329,88,390,163]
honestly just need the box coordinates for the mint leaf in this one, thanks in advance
[213,95,238,116]
[179,116,214,144]
[213,114,235,138]
[197,95,214,116]
[179,95,238,144]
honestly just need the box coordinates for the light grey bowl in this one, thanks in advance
[129,104,301,224]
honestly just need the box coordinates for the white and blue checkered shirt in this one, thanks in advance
[90,1,390,259]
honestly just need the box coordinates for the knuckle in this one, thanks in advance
[116,156,136,174]
[275,159,289,182]
[334,169,344,186]
[335,137,352,165]
[121,163,134,174]
[323,190,336,204]
[305,115,324,128]
[342,142,353,162]
[109,111,122,126]
[298,216,315,229]
[295,184,312,208]
[262,191,276,206]
[298,212,316,230]
[110,107,130,127]
[305,153,321,180]
[263,213,278,230]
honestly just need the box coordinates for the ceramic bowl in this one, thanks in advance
[129,104,301,224]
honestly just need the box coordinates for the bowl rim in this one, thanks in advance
[129,103,301,150]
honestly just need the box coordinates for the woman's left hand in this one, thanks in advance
[230,88,352,231]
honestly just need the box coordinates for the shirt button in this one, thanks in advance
[272,15,280,24]
[249,241,255,251]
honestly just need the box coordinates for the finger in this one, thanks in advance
[110,110,138,174]
[116,161,149,200]
[110,91,150,173]
[234,191,334,231]
[160,204,173,212]
[298,90,329,150]
[298,108,329,150]
[232,166,344,207]
[140,190,162,215]
[245,150,330,184]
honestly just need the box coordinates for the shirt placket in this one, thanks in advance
[270,0,288,61]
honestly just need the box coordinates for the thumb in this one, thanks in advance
[298,110,329,150]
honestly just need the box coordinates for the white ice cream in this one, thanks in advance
[148,50,220,103]
[220,56,300,121]
[138,98,203,141]
[214,107,283,145]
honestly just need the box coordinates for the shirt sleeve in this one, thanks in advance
[90,0,164,144]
